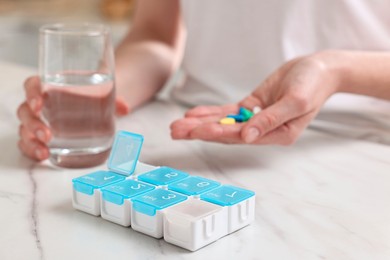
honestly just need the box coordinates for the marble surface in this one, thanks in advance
[0,61,389,260]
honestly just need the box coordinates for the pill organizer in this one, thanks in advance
[72,130,256,251]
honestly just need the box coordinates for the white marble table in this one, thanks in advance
[0,61,389,260]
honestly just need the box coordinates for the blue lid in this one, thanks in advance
[72,171,126,195]
[101,179,155,205]
[168,176,220,196]
[137,167,189,186]
[107,131,144,176]
[132,189,187,216]
[227,114,245,122]
[200,185,255,206]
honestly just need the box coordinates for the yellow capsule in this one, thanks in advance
[219,117,236,125]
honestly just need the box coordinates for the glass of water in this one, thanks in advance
[39,23,116,168]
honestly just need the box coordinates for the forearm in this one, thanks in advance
[114,0,184,111]
[115,36,181,110]
[317,50,390,100]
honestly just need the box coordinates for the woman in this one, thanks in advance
[17,0,390,160]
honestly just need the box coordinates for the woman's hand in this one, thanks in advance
[17,76,51,161]
[170,52,342,145]
[17,76,130,161]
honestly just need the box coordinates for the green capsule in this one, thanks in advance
[239,107,254,122]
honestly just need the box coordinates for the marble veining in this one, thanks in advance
[27,163,45,260]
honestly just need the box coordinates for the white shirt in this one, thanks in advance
[171,0,390,144]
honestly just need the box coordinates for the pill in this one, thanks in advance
[227,114,245,122]
[252,106,261,114]
[219,117,236,125]
[239,107,254,122]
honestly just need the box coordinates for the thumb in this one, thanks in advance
[241,99,299,143]
[24,76,42,114]
[115,96,130,116]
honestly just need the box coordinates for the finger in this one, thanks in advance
[188,123,243,144]
[170,115,223,139]
[185,104,239,118]
[249,111,315,145]
[19,125,50,158]
[241,98,304,143]
[19,124,35,140]
[115,96,130,116]
[170,117,204,139]
[24,76,42,114]
[18,138,49,161]
[17,102,51,143]
[239,94,264,111]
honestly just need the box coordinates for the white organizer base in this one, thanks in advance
[227,196,256,233]
[72,189,101,216]
[71,161,255,251]
[101,198,132,227]
[131,209,165,238]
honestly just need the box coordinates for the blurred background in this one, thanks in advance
[0,0,134,68]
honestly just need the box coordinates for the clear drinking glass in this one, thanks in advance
[39,23,116,168]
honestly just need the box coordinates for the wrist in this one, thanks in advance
[310,50,351,94]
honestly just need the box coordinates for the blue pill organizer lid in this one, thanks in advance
[137,167,189,186]
[72,171,126,195]
[101,179,155,205]
[132,189,187,216]
[168,176,221,196]
[200,185,255,206]
[107,131,144,176]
